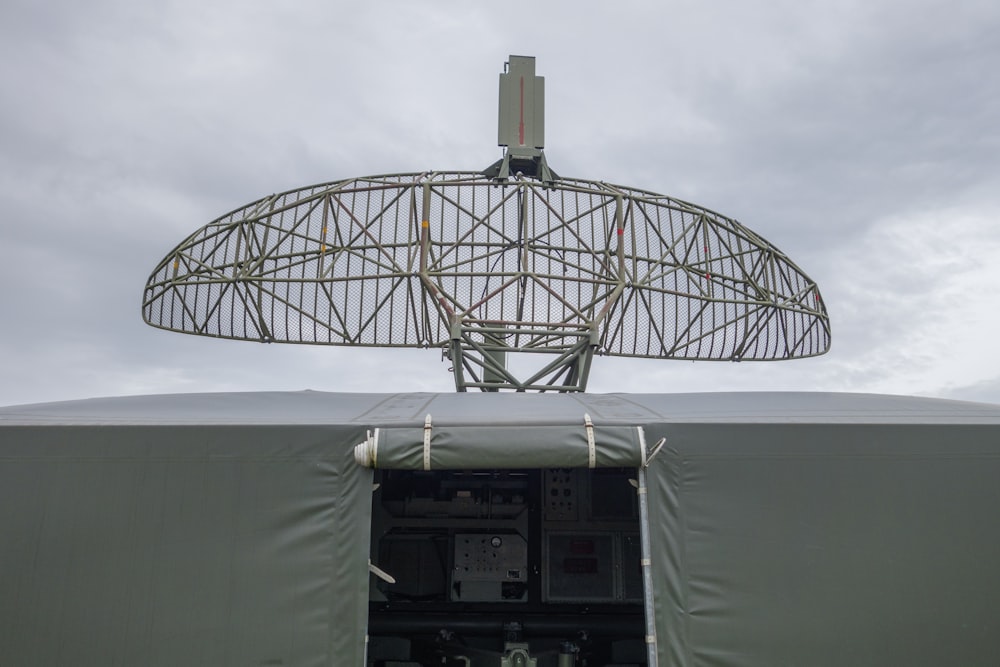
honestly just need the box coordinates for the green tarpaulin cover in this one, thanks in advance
[4,391,1000,666]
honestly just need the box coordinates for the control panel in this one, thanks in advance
[368,468,646,665]
[544,468,579,521]
[452,533,528,602]
[370,468,640,605]
[543,532,641,603]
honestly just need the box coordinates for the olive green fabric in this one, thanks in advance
[5,391,1000,667]
[0,424,372,667]
[643,422,1000,667]
[368,423,644,469]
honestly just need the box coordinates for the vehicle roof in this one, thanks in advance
[3,390,1000,426]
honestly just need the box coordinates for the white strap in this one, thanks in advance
[368,560,396,584]
[638,426,647,467]
[584,413,596,468]
[353,429,379,468]
[646,437,666,467]
[422,414,433,471]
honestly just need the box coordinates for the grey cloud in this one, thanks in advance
[3,0,1000,406]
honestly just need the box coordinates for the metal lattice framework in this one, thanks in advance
[143,171,830,391]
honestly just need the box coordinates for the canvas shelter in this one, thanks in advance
[3,390,1000,666]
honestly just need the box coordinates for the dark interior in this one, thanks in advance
[367,467,647,666]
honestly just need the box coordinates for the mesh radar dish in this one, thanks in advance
[143,56,831,392]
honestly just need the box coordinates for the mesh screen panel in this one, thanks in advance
[144,172,829,362]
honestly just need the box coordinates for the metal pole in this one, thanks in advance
[482,329,507,391]
[637,428,659,667]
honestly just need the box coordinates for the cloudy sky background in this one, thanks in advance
[2,0,999,407]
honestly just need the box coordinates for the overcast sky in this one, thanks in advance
[2,0,999,407]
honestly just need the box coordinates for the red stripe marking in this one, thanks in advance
[519,76,525,145]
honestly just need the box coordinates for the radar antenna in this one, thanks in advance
[483,56,556,183]
[143,56,830,392]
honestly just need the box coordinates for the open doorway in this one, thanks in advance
[366,467,647,666]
